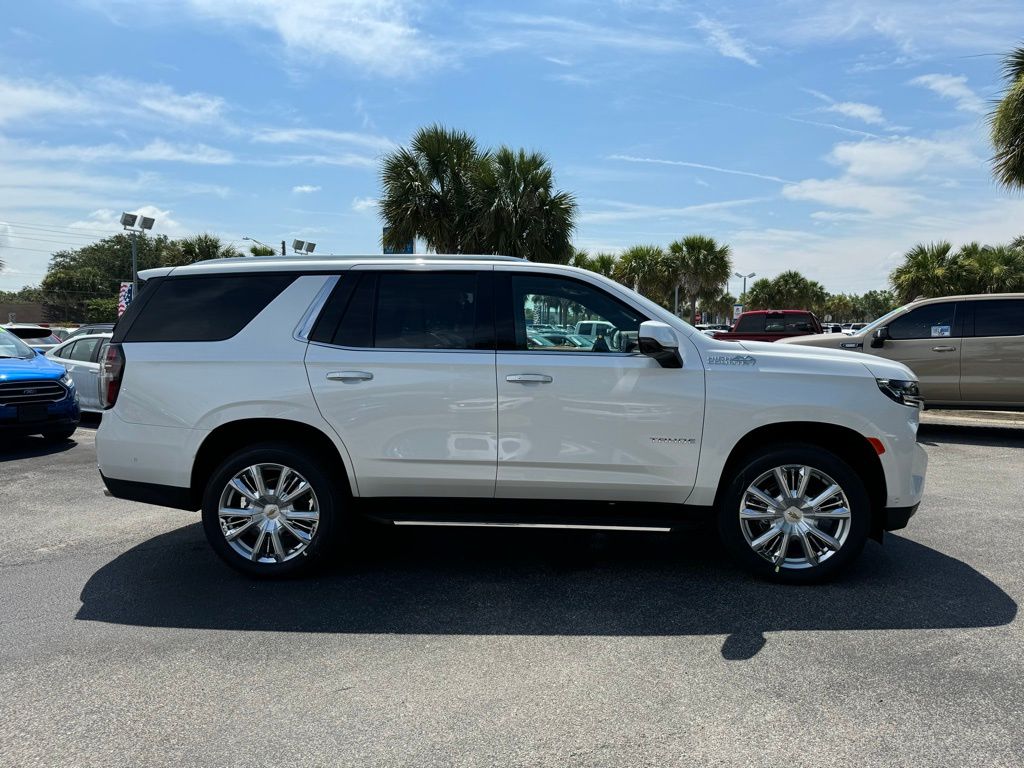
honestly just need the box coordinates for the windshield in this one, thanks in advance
[0,328,35,359]
[859,304,911,335]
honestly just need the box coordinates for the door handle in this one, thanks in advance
[326,371,374,382]
[931,346,956,352]
[505,374,553,383]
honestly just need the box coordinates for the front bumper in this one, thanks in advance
[882,502,919,532]
[0,396,80,436]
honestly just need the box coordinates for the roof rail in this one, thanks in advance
[355,253,527,262]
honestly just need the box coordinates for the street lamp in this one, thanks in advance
[242,235,272,255]
[121,211,155,297]
[292,239,316,255]
[734,271,755,296]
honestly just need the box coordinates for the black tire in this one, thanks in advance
[201,442,343,577]
[717,443,870,584]
[41,426,77,441]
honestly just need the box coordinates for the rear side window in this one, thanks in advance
[67,338,101,362]
[124,275,295,342]
[735,314,765,333]
[326,271,492,350]
[765,313,814,332]
[973,300,1024,337]
[889,302,958,340]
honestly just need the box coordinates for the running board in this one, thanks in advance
[391,520,672,532]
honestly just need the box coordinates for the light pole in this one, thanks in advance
[242,235,272,254]
[734,271,755,298]
[121,212,155,298]
[291,239,317,255]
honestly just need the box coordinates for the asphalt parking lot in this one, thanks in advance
[1,418,1022,767]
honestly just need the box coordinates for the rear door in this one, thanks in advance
[872,301,963,403]
[63,337,104,410]
[960,298,1024,406]
[304,268,499,498]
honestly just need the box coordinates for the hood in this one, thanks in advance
[0,352,68,383]
[736,340,916,381]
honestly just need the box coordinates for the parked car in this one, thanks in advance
[713,310,824,342]
[780,293,1024,409]
[843,323,867,335]
[97,255,927,584]
[0,327,80,440]
[65,323,116,341]
[574,320,617,339]
[45,333,113,413]
[2,324,64,353]
[541,332,593,349]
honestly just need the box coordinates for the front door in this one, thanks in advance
[871,300,963,403]
[494,270,705,503]
[305,268,498,497]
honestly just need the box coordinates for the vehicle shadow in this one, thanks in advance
[918,423,1024,448]
[0,434,78,461]
[77,523,1017,660]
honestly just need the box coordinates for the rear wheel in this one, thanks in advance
[201,442,341,577]
[717,444,870,584]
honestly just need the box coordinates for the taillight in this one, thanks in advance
[99,343,125,409]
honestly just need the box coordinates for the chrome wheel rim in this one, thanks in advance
[739,465,851,570]
[217,463,320,564]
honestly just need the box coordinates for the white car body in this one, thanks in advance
[46,333,112,413]
[96,256,927,580]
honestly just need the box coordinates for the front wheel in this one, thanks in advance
[41,426,77,441]
[717,444,870,584]
[201,443,342,577]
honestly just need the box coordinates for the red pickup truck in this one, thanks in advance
[713,310,824,342]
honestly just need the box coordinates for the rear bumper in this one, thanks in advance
[882,502,919,531]
[100,472,196,511]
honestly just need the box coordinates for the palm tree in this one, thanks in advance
[570,248,592,270]
[889,241,961,303]
[472,147,576,263]
[964,244,1024,293]
[590,252,617,278]
[249,244,277,257]
[700,292,736,325]
[169,234,241,265]
[667,235,732,322]
[379,124,484,254]
[614,245,668,300]
[991,45,1024,190]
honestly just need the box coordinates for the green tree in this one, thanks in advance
[744,271,825,311]
[379,125,577,260]
[569,248,592,270]
[963,244,1024,293]
[379,125,486,254]
[84,298,119,323]
[249,244,277,256]
[171,233,241,264]
[590,253,617,278]
[889,241,961,303]
[700,292,736,324]
[859,289,899,320]
[614,245,668,299]
[667,235,732,321]
[991,45,1024,189]
[473,146,576,263]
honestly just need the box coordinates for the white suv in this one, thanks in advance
[97,255,927,583]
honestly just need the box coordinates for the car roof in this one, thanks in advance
[61,332,112,342]
[738,309,814,315]
[906,292,1024,305]
[139,254,534,280]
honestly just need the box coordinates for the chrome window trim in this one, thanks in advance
[293,275,340,342]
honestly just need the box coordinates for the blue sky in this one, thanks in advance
[1,1,1022,295]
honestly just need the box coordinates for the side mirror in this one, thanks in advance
[870,327,889,348]
[638,321,682,369]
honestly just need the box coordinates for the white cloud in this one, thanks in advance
[137,86,226,124]
[292,185,321,194]
[483,14,699,54]
[0,77,92,124]
[910,74,986,114]
[695,16,758,67]
[828,137,978,180]
[825,101,886,126]
[351,196,378,212]
[270,153,378,169]
[179,0,446,78]
[579,197,764,224]
[66,206,185,237]
[253,128,394,151]
[782,178,920,216]
[609,154,792,183]
[6,138,234,165]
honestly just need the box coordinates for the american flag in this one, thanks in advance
[118,282,134,317]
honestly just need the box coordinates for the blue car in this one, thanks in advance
[0,327,80,440]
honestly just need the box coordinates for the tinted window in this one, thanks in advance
[889,302,958,340]
[735,314,765,333]
[375,272,481,349]
[124,275,295,342]
[68,338,101,362]
[973,299,1024,337]
[765,313,814,332]
[332,273,376,348]
[511,274,645,353]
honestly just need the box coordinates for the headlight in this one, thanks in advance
[876,378,921,408]
[60,371,74,388]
